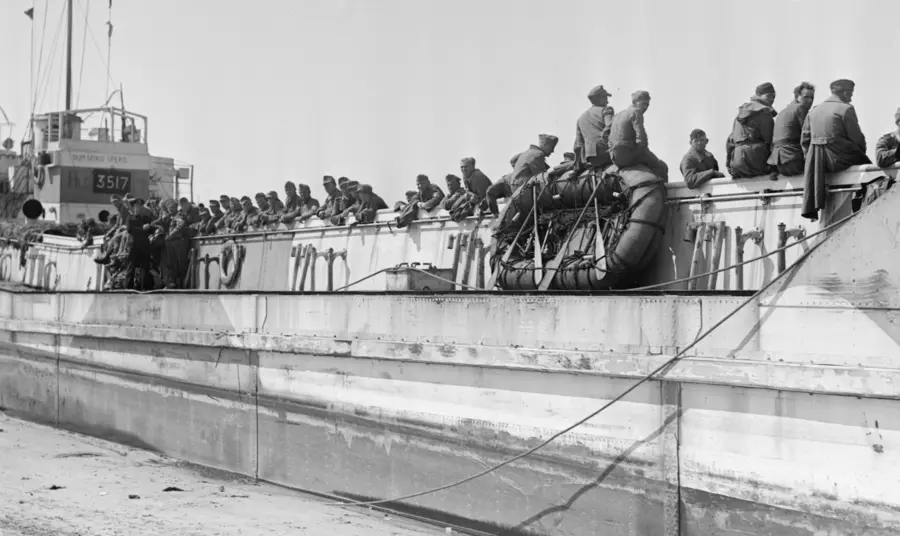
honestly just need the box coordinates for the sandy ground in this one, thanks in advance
[0,413,443,536]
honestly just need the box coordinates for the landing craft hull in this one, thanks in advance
[1,289,898,535]
[1,166,899,534]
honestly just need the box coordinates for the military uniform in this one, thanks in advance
[354,184,388,224]
[875,108,900,169]
[875,131,900,169]
[726,92,777,178]
[767,100,811,176]
[800,80,872,221]
[609,92,668,179]
[680,147,722,189]
[317,177,346,225]
[575,85,615,169]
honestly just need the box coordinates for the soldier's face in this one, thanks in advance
[797,89,814,108]
[691,137,709,152]
[760,92,776,107]
[446,180,460,193]
[219,197,230,209]
[591,96,609,107]
[460,161,474,177]
[285,185,296,197]
[636,100,650,113]
[241,200,253,211]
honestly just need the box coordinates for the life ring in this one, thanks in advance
[218,240,244,288]
[492,165,667,291]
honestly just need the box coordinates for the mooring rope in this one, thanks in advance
[324,213,849,508]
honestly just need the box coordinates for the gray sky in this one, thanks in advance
[2,0,899,204]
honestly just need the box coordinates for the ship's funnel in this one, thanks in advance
[22,199,44,221]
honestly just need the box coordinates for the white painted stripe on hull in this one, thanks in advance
[4,319,899,399]
[257,367,663,460]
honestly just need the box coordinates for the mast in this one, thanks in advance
[65,0,74,111]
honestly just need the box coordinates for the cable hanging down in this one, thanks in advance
[324,214,850,509]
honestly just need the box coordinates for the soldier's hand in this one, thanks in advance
[713,171,726,179]
[416,202,426,209]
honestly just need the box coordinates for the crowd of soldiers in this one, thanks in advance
[86,77,900,291]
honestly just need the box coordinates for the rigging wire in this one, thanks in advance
[31,0,51,118]
[76,0,117,92]
[34,3,67,117]
[75,0,91,109]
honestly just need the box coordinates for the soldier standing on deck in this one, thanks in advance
[726,82,778,179]
[680,129,725,189]
[875,107,900,169]
[800,79,872,221]
[574,84,614,172]
[768,82,815,176]
[608,91,669,179]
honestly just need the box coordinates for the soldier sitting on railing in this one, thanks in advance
[396,174,445,228]
[485,134,558,217]
[443,174,479,222]
[337,177,358,209]
[352,184,388,224]
[393,190,416,212]
[680,129,725,189]
[316,175,346,225]
[340,181,362,222]
[281,182,320,224]
[460,157,492,203]
[875,107,900,169]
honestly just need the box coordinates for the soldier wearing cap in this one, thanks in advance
[156,198,194,288]
[208,199,225,230]
[224,197,243,233]
[459,157,492,201]
[485,134,558,217]
[680,129,725,189]
[800,79,871,221]
[609,91,669,179]
[231,195,260,232]
[394,190,417,212]
[190,206,215,236]
[282,182,320,224]
[875,107,900,169]
[117,193,155,290]
[444,174,481,222]
[353,184,388,224]
[725,83,778,179]
[257,190,284,225]
[443,174,467,211]
[316,175,346,225]
[768,82,816,177]
[575,84,615,171]
[340,181,363,221]
[414,174,445,212]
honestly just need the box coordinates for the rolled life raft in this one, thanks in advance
[491,164,667,291]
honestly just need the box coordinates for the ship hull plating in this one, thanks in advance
[1,290,897,535]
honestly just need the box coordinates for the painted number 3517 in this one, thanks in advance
[95,174,130,191]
